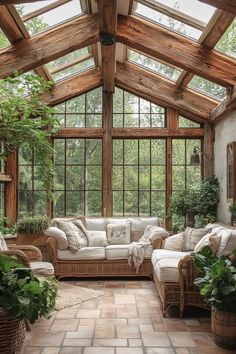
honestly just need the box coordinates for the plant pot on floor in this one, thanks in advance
[0,308,25,354]
[211,307,236,349]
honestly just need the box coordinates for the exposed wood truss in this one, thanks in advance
[0,13,99,78]
[210,86,236,123]
[97,0,117,92]
[198,0,236,15]
[42,68,103,106]
[117,15,236,88]
[115,62,217,122]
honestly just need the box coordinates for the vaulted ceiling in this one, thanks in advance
[0,0,235,124]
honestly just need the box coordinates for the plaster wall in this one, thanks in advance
[214,110,236,223]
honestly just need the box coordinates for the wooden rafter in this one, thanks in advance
[210,86,236,124]
[42,67,102,106]
[117,15,236,87]
[97,0,117,92]
[0,13,99,79]
[115,62,217,122]
[176,9,235,87]
[198,0,236,15]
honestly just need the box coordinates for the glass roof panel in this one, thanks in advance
[16,0,83,35]
[46,47,90,72]
[188,76,227,101]
[0,30,10,49]
[16,1,56,16]
[133,2,202,40]
[128,49,181,81]
[151,0,215,23]
[51,57,95,82]
[214,19,236,59]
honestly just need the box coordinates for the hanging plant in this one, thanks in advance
[0,72,58,198]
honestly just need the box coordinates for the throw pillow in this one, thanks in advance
[163,233,184,251]
[194,232,221,255]
[44,226,68,250]
[107,223,131,245]
[56,220,88,252]
[216,228,232,256]
[72,219,88,236]
[87,230,108,247]
[0,234,9,251]
[144,225,169,242]
[184,227,210,251]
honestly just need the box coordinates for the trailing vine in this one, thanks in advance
[0,72,58,198]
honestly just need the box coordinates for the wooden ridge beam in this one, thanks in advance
[210,86,236,124]
[176,10,235,87]
[42,68,102,106]
[0,13,99,78]
[117,15,236,87]
[98,0,117,92]
[115,62,217,122]
[198,0,236,15]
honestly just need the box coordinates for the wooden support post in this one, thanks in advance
[203,122,214,177]
[102,91,113,216]
[5,151,17,223]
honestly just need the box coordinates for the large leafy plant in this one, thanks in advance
[0,254,57,323]
[0,73,58,196]
[193,246,236,312]
[16,215,50,234]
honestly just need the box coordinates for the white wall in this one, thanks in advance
[214,110,236,223]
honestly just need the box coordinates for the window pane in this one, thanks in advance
[113,191,124,216]
[189,76,226,101]
[113,166,123,190]
[215,20,236,59]
[125,191,138,216]
[86,191,102,216]
[179,115,201,128]
[66,191,84,216]
[172,140,185,165]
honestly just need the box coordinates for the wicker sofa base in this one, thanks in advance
[153,271,182,317]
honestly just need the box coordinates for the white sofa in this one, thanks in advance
[151,223,236,317]
[46,216,166,279]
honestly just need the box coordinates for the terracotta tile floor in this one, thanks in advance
[21,279,235,354]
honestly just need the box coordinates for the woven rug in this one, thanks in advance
[55,281,103,311]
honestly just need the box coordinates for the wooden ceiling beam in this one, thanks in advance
[210,86,236,124]
[0,13,99,78]
[176,9,235,87]
[198,0,236,15]
[115,62,217,122]
[117,15,236,87]
[42,68,103,106]
[97,0,117,92]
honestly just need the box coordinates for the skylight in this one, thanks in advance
[128,49,181,81]
[214,19,236,59]
[0,30,10,49]
[188,76,227,101]
[46,48,95,82]
[133,2,202,40]
[15,0,85,36]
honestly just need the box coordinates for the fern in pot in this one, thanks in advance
[0,254,57,354]
[16,215,51,247]
[193,246,236,349]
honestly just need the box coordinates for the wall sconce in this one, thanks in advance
[190,146,211,166]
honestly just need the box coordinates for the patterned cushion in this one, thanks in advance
[56,220,88,252]
[87,231,108,247]
[0,234,9,251]
[107,223,131,245]
[194,231,221,255]
[184,227,210,251]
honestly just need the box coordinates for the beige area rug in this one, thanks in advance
[55,281,103,311]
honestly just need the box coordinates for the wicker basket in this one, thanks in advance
[0,308,25,354]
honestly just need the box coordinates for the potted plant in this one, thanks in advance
[16,215,50,247]
[0,253,57,354]
[229,202,236,227]
[0,72,59,197]
[0,217,16,237]
[193,246,236,349]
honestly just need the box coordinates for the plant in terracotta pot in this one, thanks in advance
[193,246,236,349]
[0,253,57,353]
[16,215,51,247]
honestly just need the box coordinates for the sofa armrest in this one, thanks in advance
[1,249,30,267]
[153,238,164,249]
[9,245,42,262]
[178,255,200,292]
[47,237,59,264]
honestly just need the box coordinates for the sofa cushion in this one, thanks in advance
[107,223,131,245]
[87,231,108,247]
[151,249,191,267]
[0,234,9,251]
[44,226,68,250]
[215,228,232,256]
[58,247,105,260]
[163,233,184,252]
[30,261,54,276]
[153,259,181,283]
[85,218,107,231]
[184,227,209,251]
[194,231,221,255]
[56,220,88,251]
[144,225,169,242]
[106,244,153,260]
